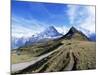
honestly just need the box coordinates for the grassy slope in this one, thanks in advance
[11,40,62,64]
[11,39,96,73]
[35,40,96,72]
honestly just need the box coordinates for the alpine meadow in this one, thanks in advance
[11,0,96,74]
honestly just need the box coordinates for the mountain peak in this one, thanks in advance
[48,26,55,29]
[25,26,62,45]
[70,26,76,29]
[45,26,57,32]
[69,26,78,33]
[60,26,90,41]
[40,26,62,37]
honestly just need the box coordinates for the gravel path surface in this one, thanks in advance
[63,50,75,71]
[11,47,60,73]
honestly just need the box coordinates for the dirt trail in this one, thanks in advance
[63,50,75,71]
[12,43,76,74]
[11,45,63,73]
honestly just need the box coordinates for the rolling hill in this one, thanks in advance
[11,26,96,74]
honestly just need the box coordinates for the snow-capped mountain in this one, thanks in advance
[12,26,62,49]
[12,26,96,49]
[26,26,62,45]
[35,26,62,38]
[11,37,29,49]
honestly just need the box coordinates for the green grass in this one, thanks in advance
[18,40,62,56]
[11,39,96,73]
[11,53,37,64]
[11,40,62,64]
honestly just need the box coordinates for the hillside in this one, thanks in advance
[11,40,96,74]
[11,27,96,74]
[60,26,90,41]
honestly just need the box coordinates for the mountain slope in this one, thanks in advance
[89,33,96,41]
[11,26,96,74]
[11,40,96,74]
[26,26,62,45]
[38,26,62,38]
[11,37,29,49]
[12,26,62,49]
[60,26,90,41]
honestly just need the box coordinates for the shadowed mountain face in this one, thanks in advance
[89,33,96,41]
[61,26,90,41]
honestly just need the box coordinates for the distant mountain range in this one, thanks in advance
[25,26,62,45]
[12,26,96,49]
[12,26,62,49]
[11,37,29,49]
[89,33,96,41]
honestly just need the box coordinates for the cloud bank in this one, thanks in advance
[12,16,46,38]
[67,5,95,36]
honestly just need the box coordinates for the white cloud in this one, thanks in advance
[67,5,78,25]
[12,25,34,38]
[78,6,95,36]
[12,16,46,38]
[67,5,95,36]
[56,26,69,35]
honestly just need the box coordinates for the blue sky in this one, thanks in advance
[12,0,95,38]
